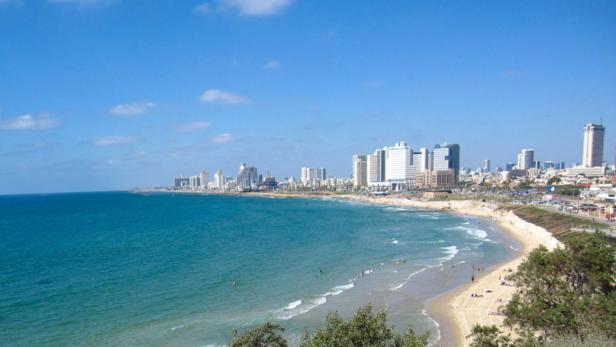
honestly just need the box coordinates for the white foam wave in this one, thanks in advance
[285,300,302,310]
[275,282,354,320]
[391,239,399,244]
[439,245,459,262]
[407,267,427,280]
[446,226,488,240]
[421,308,441,344]
[389,283,404,291]
[324,282,354,296]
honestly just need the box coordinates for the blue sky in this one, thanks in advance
[0,0,615,194]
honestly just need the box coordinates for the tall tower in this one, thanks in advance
[583,123,605,167]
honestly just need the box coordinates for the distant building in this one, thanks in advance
[174,176,190,189]
[367,148,387,186]
[409,148,430,186]
[385,141,413,187]
[505,163,516,171]
[236,163,258,191]
[352,155,368,188]
[583,123,605,167]
[214,169,225,190]
[199,171,209,189]
[189,175,200,189]
[516,149,534,170]
[482,159,491,172]
[432,143,460,183]
[301,167,327,183]
[417,169,455,189]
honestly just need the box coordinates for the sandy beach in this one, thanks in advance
[339,195,561,346]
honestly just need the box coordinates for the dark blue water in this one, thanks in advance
[0,192,516,346]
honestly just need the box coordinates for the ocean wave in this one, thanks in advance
[389,283,405,291]
[274,282,355,320]
[391,239,399,244]
[285,300,302,310]
[439,245,459,262]
[420,309,441,344]
[389,267,429,292]
[446,225,488,240]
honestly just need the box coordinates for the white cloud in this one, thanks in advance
[212,133,233,143]
[200,89,249,105]
[109,102,155,116]
[262,60,280,70]
[1,114,59,130]
[176,121,212,132]
[195,0,291,16]
[93,136,133,146]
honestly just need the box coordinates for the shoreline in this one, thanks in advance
[336,194,561,347]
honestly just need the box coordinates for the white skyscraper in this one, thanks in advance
[199,171,209,189]
[516,149,534,170]
[385,141,412,186]
[582,123,605,167]
[214,169,226,190]
[483,159,491,172]
[352,155,368,188]
[367,148,386,186]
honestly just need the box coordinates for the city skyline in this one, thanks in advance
[1,1,615,194]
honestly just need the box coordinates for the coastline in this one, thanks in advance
[337,194,561,347]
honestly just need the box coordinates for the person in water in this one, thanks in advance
[232,280,237,287]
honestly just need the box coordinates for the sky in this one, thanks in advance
[0,0,615,194]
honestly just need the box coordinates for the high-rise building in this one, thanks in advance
[189,175,200,189]
[301,167,327,183]
[352,155,368,188]
[516,149,534,170]
[174,176,190,188]
[367,148,386,185]
[316,168,327,180]
[582,123,605,167]
[214,169,225,190]
[505,163,516,171]
[385,141,412,185]
[199,171,209,189]
[236,163,258,191]
[482,159,491,172]
[432,143,460,182]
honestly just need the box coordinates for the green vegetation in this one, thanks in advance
[507,206,607,237]
[230,323,287,347]
[230,305,429,347]
[546,177,561,186]
[553,185,581,196]
[468,232,616,346]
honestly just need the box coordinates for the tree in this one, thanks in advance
[300,305,429,347]
[230,322,287,347]
[467,325,513,347]
[501,233,615,340]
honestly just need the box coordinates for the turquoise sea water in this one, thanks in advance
[0,192,518,346]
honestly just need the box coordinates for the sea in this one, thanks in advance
[0,192,519,346]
